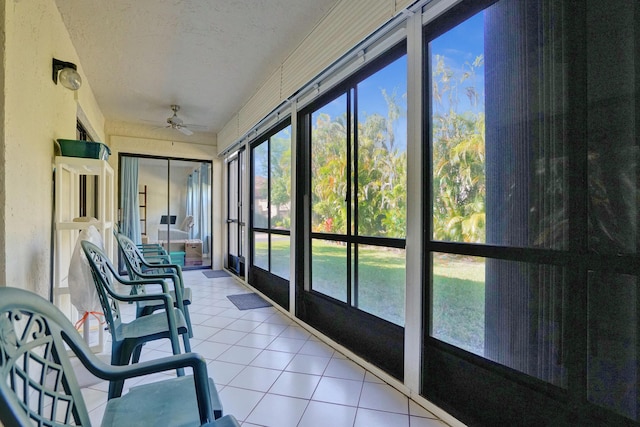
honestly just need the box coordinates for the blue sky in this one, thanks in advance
[312,9,485,148]
[313,55,408,151]
[430,11,485,114]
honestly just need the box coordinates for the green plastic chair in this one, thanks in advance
[115,232,193,338]
[81,240,192,398]
[112,224,170,262]
[0,287,238,427]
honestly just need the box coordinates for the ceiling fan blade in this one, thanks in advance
[178,126,193,136]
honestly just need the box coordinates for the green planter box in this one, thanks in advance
[57,139,111,160]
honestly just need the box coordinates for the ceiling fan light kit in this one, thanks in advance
[165,104,194,135]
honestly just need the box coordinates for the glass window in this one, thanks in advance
[431,253,567,388]
[252,142,269,229]
[428,0,570,387]
[430,8,568,249]
[424,0,640,423]
[270,234,291,280]
[270,127,292,230]
[253,231,269,271]
[311,239,347,303]
[357,57,407,239]
[250,124,291,281]
[311,94,348,235]
[306,49,407,326]
[226,150,244,276]
[356,245,405,325]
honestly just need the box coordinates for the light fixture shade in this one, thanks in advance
[52,58,82,91]
[59,67,82,91]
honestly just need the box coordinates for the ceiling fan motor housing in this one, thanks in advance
[163,104,194,135]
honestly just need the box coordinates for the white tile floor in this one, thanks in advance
[78,270,450,427]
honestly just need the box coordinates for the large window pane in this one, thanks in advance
[431,253,567,387]
[311,239,347,302]
[356,245,405,326]
[271,234,290,280]
[587,5,639,255]
[253,232,268,271]
[311,94,348,235]
[430,4,568,249]
[253,141,268,229]
[270,127,291,231]
[357,56,407,239]
[431,253,485,355]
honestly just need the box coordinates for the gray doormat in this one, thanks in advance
[227,293,271,310]
[202,270,231,279]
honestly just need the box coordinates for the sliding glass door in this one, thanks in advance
[249,123,292,309]
[119,154,212,270]
[297,43,408,379]
[226,149,246,276]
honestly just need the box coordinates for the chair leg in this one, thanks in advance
[182,331,191,353]
[108,342,134,399]
[167,327,185,377]
[131,343,144,364]
[183,305,193,338]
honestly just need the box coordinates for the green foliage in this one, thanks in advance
[311,113,349,234]
[311,92,407,238]
[432,54,486,243]
[270,132,292,229]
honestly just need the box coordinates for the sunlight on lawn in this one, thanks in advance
[256,240,486,351]
[432,253,485,355]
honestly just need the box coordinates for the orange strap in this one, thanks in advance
[74,311,105,330]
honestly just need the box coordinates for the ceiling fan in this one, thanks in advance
[165,104,194,135]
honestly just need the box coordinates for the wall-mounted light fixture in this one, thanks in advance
[52,58,82,90]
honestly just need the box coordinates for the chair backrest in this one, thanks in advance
[0,287,92,427]
[81,240,124,337]
[115,233,146,278]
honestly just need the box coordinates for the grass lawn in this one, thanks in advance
[432,253,485,355]
[256,239,486,353]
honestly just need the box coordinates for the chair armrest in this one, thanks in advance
[66,347,214,424]
[132,272,179,287]
[136,262,185,290]
[143,254,171,263]
[139,256,182,273]
[104,282,175,311]
[132,272,184,305]
[103,271,174,308]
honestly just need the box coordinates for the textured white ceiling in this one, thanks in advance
[54,0,339,139]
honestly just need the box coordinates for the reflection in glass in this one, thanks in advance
[253,142,269,229]
[430,2,568,249]
[271,234,290,280]
[431,253,567,387]
[311,239,347,302]
[311,94,348,234]
[253,232,268,271]
[356,245,405,326]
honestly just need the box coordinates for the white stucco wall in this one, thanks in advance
[108,128,223,270]
[2,0,105,295]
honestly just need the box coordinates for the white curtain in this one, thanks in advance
[120,157,141,244]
